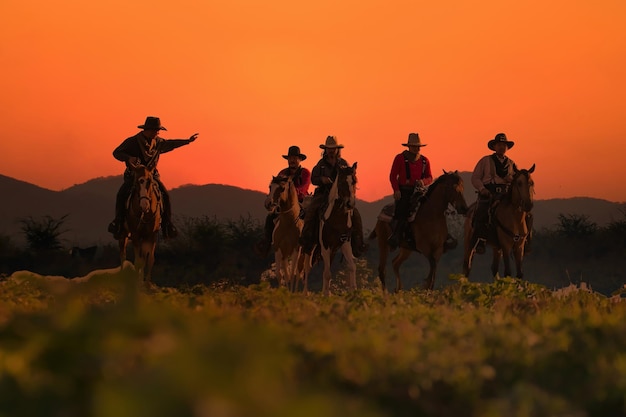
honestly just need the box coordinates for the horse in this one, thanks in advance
[369,171,469,292]
[265,175,304,291]
[302,162,358,296]
[118,165,162,287]
[462,164,535,279]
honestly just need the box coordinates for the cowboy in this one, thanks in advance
[388,133,433,249]
[299,136,366,257]
[108,116,199,240]
[257,145,311,256]
[470,132,532,254]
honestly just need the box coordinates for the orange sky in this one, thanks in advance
[1,0,625,203]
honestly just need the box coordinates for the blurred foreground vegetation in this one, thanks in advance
[0,270,625,417]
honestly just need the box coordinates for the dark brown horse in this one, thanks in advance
[118,165,162,287]
[463,164,535,279]
[301,163,358,295]
[265,175,304,291]
[369,171,469,291]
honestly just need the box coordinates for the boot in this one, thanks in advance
[108,217,125,240]
[388,219,406,250]
[255,214,275,257]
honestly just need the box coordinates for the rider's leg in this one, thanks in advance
[257,213,277,257]
[108,179,132,239]
[472,196,490,254]
[388,189,411,249]
[351,207,367,257]
[157,180,177,239]
[299,196,322,255]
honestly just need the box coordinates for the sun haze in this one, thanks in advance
[1,0,625,203]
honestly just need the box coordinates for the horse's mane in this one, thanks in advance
[424,171,458,199]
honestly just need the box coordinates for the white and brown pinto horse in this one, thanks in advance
[302,163,358,296]
[118,165,162,287]
[463,164,535,279]
[265,175,304,291]
[369,171,469,291]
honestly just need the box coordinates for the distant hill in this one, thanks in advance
[1,173,623,246]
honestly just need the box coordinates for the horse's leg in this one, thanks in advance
[462,217,474,278]
[391,248,411,292]
[299,251,311,294]
[501,244,513,277]
[341,243,357,291]
[424,255,441,291]
[513,244,524,279]
[144,239,157,288]
[118,237,128,268]
[377,221,390,292]
[274,250,284,287]
[286,248,297,292]
[321,247,333,296]
[133,241,144,282]
[491,248,502,278]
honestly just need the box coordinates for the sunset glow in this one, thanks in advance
[1,0,625,202]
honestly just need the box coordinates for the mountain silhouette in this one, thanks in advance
[1,173,623,246]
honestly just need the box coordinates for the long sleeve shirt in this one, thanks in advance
[278,166,311,202]
[471,154,516,192]
[311,156,349,194]
[389,151,433,192]
[113,132,193,173]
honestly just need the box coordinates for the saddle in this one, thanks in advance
[377,198,423,224]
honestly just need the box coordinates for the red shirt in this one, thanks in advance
[389,151,433,192]
[278,166,311,202]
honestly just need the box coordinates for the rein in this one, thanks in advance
[494,216,528,242]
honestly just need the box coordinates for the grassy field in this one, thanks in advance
[1,264,625,417]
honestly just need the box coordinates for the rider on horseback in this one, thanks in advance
[108,116,199,240]
[470,132,532,254]
[387,133,433,249]
[299,136,367,257]
[257,145,311,257]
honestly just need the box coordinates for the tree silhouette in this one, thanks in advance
[19,214,69,251]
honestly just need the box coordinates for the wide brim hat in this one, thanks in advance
[282,145,307,161]
[320,135,344,149]
[138,116,167,131]
[402,132,427,147]
[488,133,514,150]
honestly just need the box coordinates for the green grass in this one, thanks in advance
[0,266,625,417]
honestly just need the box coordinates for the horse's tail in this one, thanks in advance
[368,229,377,240]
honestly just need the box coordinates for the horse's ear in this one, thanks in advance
[528,163,536,174]
[352,162,357,170]
[442,169,448,175]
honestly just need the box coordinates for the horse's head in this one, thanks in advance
[266,175,296,213]
[335,162,357,210]
[440,170,469,215]
[511,163,535,212]
[132,165,158,213]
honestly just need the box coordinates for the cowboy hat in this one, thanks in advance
[488,133,515,150]
[402,132,427,147]
[138,116,167,131]
[282,145,307,160]
[319,135,344,149]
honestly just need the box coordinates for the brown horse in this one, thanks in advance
[302,163,358,295]
[463,164,535,279]
[118,165,162,287]
[369,171,469,291]
[265,175,304,291]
